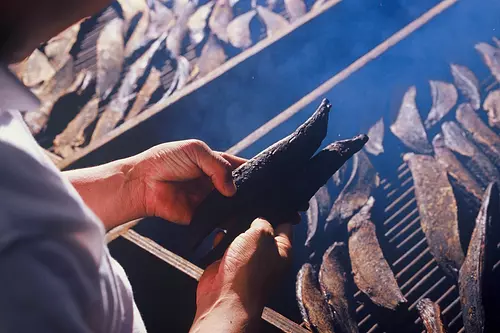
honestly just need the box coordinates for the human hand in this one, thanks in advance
[129,140,246,224]
[190,218,296,333]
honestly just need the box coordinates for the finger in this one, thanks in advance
[249,218,275,237]
[212,230,226,249]
[218,152,247,169]
[189,141,237,197]
[275,223,293,260]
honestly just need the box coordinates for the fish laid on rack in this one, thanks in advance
[96,18,125,101]
[364,118,384,156]
[390,86,432,154]
[456,103,500,168]
[326,151,379,229]
[483,89,500,128]
[53,97,99,158]
[416,299,446,333]
[256,6,289,37]
[348,197,407,310]
[404,153,465,280]
[285,0,306,23]
[319,242,359,333]
[442,121,500,187]
[22,49,56,88]
[459,183,499,333]
[145,0,175,41]
[475,43,500,83]
[161,55,191,102]
[187,1,215,45]
[311,0,330,11]
[92,35,165,141]
[125,68,161,121]
[332,161,349,187]
[167,1,196,57]
[432,134,483,206]
[23,55,75,135]
[424,80,458,129]
[304,185,331,248]
[118,0,148,21]
[209,0,233,43]
[194,35,227,78]
[296,263,335,333]
[450,64,481,111]
[124,7,150,57]
[227,10,256,49]
[44,23,80,71]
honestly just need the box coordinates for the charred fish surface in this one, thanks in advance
[227,10,256,49]
[475,43,500,83]
[348,197,407,310]
[451,64,481,110]
[319,242,359,333]
[459,183,500,333]
[404,153,464,279]
[296,263,335,333]
[365,118,384,156]
[483,90,500,128]
[442,121,500,187]
[326,150,379,229]
[432,134,484,205]
[390,86,432,153]
[425,81,458,129]
[456,103,500,168]
[256,5,289,37]
[416,299,446,333]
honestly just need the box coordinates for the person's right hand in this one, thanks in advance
[190,217,297,333]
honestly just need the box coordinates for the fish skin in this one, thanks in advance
[285,0,306,23]
[432,133,484,204]
[326,151,379,229]
[187,1,215,45]
[209,0,234,43]
[118,0,149,21]
[348,197,407,310]
[296,263,335,333]
[227,10,256,49]
[22,49,56,88]
[404,153,465,280]
[44,23,80,71]
[442,121,500,187]
[390,86,433,154]
[456,103,500,168]
[475,43,500,83]
[416,299,446,333]
[97,18,125,101]
[425,81,458,129]
[319,242,359,333]
[196,35,227,78]
[256,6,289,37]
[166,1,196,57]
[305,195,319,248]
[332,161,349,187]
[459,183,500,333]
[146,0,175,41]
[53,97,99,158]
[125,8,150,57]
[365,118,384,156]
[451,64,481,110]
[483,90,500,128]
[125,68,161,121]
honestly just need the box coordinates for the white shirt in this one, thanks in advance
[0,64,146,333]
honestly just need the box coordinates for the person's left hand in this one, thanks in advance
[128,140,246,224]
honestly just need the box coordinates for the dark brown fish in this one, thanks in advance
[348,197,407,310]
[416,298,446,333]
[256,5,289,37]
[365,118,384,156]
[195,35,227,78]
[319,242,359,333]
[326,150,379,228]
[296,263,335,333]
[227,10,256,49]
[432,133,484,205]
[456,103,500,168]
[475,43,500,83]
[425,81,458,129]
[459,183,500,333]
[404,153,465,279]
[483,90,500,128]
[390,86,432,153]
[451,64,481,110]
[442,121,500,187]
[209,0,233,43]
[125,68,161,121]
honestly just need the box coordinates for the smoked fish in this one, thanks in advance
[22,49,56,88]
[195,35,227,78]
[305,186,331,248]
[475,43,500,83]
[209,0,233,43]
[424,81,458,129]
[187,1,214,45]
[125,67,161,121]
[365,118,384,156]
[319,242,359,333]
[390,86,432,154]
[451,64,481,110]
[348,197,407,310]
[297,263,335,333]
[256,6,289,37]
[416,298,446,333]
[285,0,306,22]
[404,153,464,279]
[166,1,196,56]
[227,10,256,49]
[44,23,80,71]
[483,90,500,128]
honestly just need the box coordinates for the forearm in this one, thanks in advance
[63,157,145,231]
